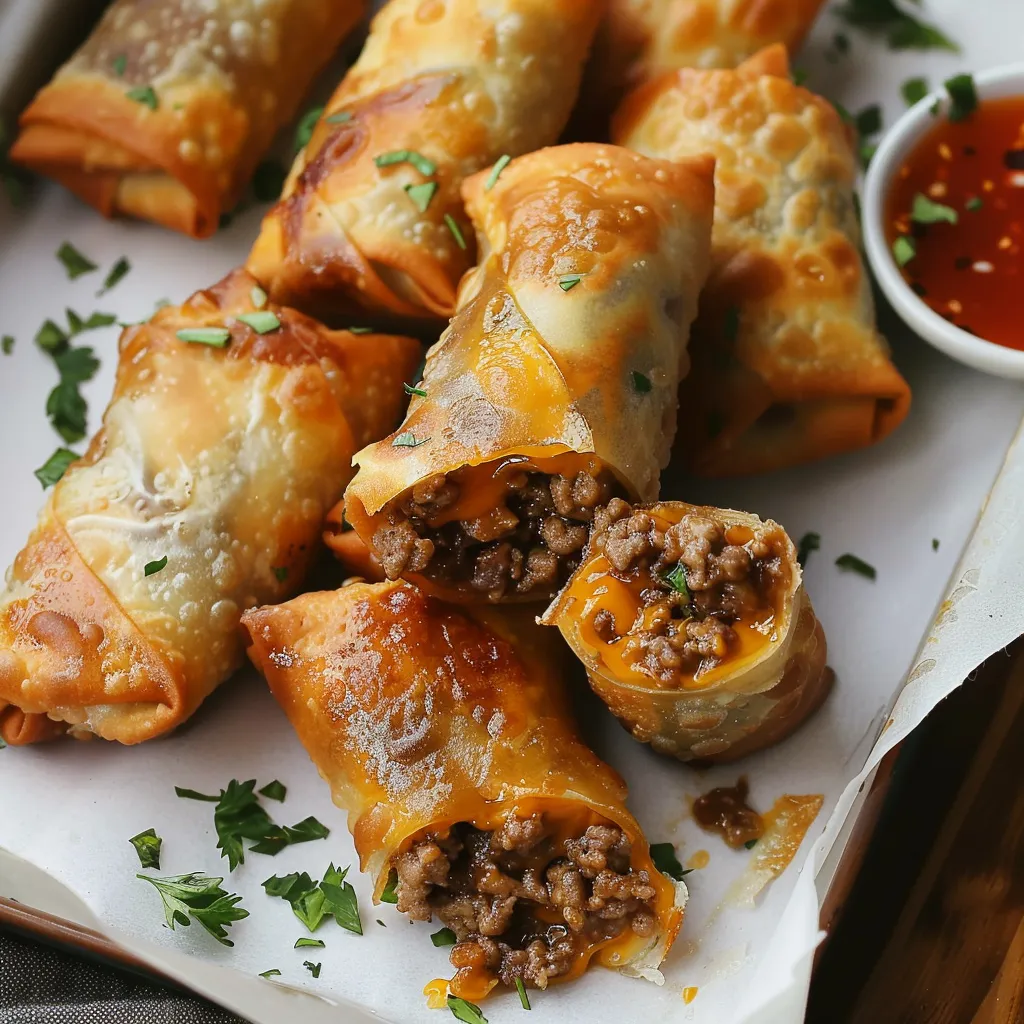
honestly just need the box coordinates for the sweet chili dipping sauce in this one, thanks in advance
[886,93,1024,349]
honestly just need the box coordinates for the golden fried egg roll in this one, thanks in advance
[584,0,825,119]
[542,499,830,761]
[613,45,911,475]
[342,143,714,603]
[10,0,364,238]
[246,0,604,320]
[242,579,685,1001]
[0,271,419,746]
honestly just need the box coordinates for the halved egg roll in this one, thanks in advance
[245,0,604,319]
[542,499,830,762]
[342,143,714,602]
[614,45,911,476]
[10,0,364,238]
[242,579,684,1000]
[0,270,418,746]
[583,0,825,119]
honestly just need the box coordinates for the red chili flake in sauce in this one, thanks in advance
[886,96,1024,349]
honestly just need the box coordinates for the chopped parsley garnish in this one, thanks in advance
[1,335,12,355]
[723,305,740,342]
[259,780,286,802]
[901,76,929,106]
[129,828,162,870]
[793,68,809,87]
[259,969,281,979]
[137,872,248,946]
[834,0,958,52]
[835,552,877,580]
[558,273,584,291]
[431,927,457,947]
[56,242,97,279]
[797,531,821,567]
[176,327,231,347]
[99,257,131,295]
[405,181,438,213]
[945,73,978,123]
[911,192,958,225]
[325,110,352,124]
[485,154,512,191]
[174,786,220,801]
[447,995,488,1024]
[444,213,467,250]
[67,310,117,333]
[35,321,65,352]
[932,538,940,551]
[393,431,428,448]
[237,311,281,334]
[303,961,322,978]
[34,311,106,444]
[112,54,127,77]
[830,32,851,59]
[892,235,916,267]
[661,563,692,603]
[855,104,882,137]
[965,197,983,212]
[272,566,289,583]
[144,556,167,577]
[860,142,878,169]
[374,149,437,177]
[294,106,323,151]
[126,86,158,111]
[176,778,330,870]
[649,842,687,881]
[295,937,325,948]
[263,863,362,934]
[404,381,427,397]
[631,370,652,393]
[379,868,399,904]
[252,160,287,202]
[515,977,531,1010]
[744,838,759,850]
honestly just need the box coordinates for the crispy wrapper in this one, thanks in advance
[581,0,825,122]
[10,0,364,238]
[542,501,830,762]
[614,46,911,475]
[246,0,604,320]
[0,270,418,746]
[343,143,714,602]
[242,579,685,999]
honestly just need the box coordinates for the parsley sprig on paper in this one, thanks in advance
[263,863,362,935]
[136,872,248,946]
[175,779,329,870]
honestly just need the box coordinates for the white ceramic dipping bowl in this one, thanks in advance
[863,62,1024,379]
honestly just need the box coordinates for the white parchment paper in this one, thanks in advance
[2,2,1024,1022]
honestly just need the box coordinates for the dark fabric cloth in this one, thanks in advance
[0,929,242,1023]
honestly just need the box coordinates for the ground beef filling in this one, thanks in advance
[371,467,619,599]
[392,816,658,991]
[590,498,788,686]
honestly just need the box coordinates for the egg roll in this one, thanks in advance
[542,498,830,761]
[613,46,910,475]
[245,0,604,320]
[0,270,419,746]
[242,579,685,1000]
[10,0,364,238]
[342,143,714,603]
[583,0,825,121]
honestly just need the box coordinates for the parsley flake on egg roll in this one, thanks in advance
[246,0,605,319]
[542,499,830,762]
[613,45,911,475]
[242,580,685,1000]
[10,0,364,238]
[0,271,419,746]
[342,143,714,602]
